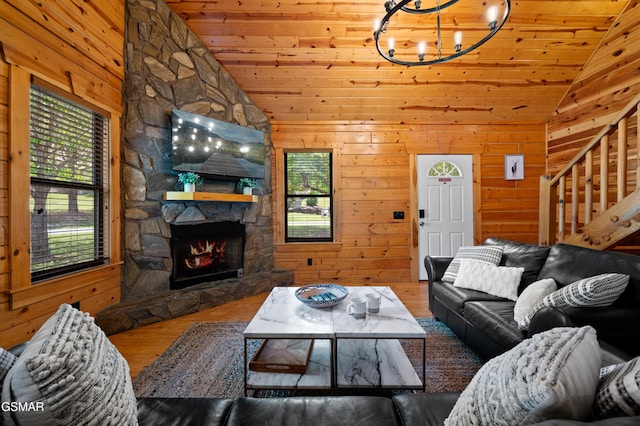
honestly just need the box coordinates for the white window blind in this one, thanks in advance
[30,85,109,281]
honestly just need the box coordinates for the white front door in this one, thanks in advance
[417,155,474,280]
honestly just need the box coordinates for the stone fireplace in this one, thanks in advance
[170,221,245,289]
[95,0,293,335]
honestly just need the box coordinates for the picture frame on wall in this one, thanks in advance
[504,154,524,180]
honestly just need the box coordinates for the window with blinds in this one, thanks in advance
[30,85,109,282]
[285,152,333,242]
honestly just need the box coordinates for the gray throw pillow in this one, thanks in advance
[593,356,640,419]
[445,326,601,425]
[521,273,630,330]
[0,347,17,386]
[1,304,138,426]
[442,245,503,283]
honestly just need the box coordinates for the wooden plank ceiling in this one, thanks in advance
[166,0,627,125]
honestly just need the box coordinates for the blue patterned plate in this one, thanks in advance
[295,284,349,308]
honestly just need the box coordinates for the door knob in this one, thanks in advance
[419,221,425,226]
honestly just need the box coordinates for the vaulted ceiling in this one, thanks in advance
[166,0,628,125]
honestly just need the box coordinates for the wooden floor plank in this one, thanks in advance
[109,282,431,378]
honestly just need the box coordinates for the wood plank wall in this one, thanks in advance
[272,122,546,285]
[0,0,125,347]
[548,1,640,176]
[546,1,640,238]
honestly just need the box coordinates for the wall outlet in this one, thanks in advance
[393,211,405,220]
[307,258,313,266]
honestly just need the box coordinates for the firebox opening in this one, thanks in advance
[170,221,245,290]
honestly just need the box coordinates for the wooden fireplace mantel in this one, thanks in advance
[162,191,258,203]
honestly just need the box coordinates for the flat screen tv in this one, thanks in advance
[171,109,265,180]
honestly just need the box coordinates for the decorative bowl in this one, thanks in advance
[295,284,349,309]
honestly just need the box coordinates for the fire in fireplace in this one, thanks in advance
[170,221,245,289]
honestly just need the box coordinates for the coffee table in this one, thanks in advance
[243,286,426,395]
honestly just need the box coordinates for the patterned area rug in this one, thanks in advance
[132,318,483,399]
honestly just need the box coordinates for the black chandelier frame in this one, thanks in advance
[373,0,512,66]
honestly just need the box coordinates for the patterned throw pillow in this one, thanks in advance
[514,278,557,329]
[0,347,17,385]
[593,357,640,419]
[445,326,601,425]
[454,259,524,301]
[1,304,138,426]
[520,273,630,330]
[442,245,503,283]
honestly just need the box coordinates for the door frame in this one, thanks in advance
[409,153,482,282]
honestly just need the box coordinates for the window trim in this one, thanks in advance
[274,147,341,246]
[29,83,110,281]
[284,151,334,243]
[7,65,122,308]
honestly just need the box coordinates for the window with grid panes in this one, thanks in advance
[30,85,109,282]
[285,152,333,242]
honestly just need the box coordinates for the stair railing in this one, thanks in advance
[539,93,640,247]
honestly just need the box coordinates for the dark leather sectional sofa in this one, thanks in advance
[137,392,640,425]
[133,238,640,425]
[425,237,640,362]
[10,238,639,425]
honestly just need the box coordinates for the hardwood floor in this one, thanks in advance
[109,282,431,378]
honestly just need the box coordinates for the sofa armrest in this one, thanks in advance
[528,306,575,336]
[424,256,453,283]
[529,305,640,356]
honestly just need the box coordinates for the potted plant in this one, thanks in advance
[177,172,203,192]
[238,178,257,195]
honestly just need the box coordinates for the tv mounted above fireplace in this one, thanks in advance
[171,109,265,180]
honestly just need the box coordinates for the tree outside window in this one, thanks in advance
[30,85,108,281]
[285,152,333,242]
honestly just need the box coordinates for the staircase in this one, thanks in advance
[539,94,640,252]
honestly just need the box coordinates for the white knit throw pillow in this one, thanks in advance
[1,304,138,426]
[445,326,601,425]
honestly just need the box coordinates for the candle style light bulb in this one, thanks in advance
[418,41,426,61]
[487,6,498,30]
[454,31,463,52]
[388,37,395,57]
[374,18,380,33]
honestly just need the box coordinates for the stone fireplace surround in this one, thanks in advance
[95,0,293,335]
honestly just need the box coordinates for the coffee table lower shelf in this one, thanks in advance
[245,338,423,394]
[246,339,332,391]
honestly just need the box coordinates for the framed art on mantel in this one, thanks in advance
[504,154,524,181]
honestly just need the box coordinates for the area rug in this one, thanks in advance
[132,318,483,399]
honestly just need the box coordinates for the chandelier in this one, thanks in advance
[373,0,511,66]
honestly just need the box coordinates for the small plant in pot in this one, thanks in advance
[238,178,257,195]
[177,172,203,192]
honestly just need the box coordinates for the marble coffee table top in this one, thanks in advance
[244,286,425,339]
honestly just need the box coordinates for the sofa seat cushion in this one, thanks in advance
[432,281,507,315]
[226,396,399,425]
[393,392,459,426]
[464,301,526,348]
[138,397,234,426]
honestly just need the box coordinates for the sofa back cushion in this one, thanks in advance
[538,244,640,307]
[483,237,551,293]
